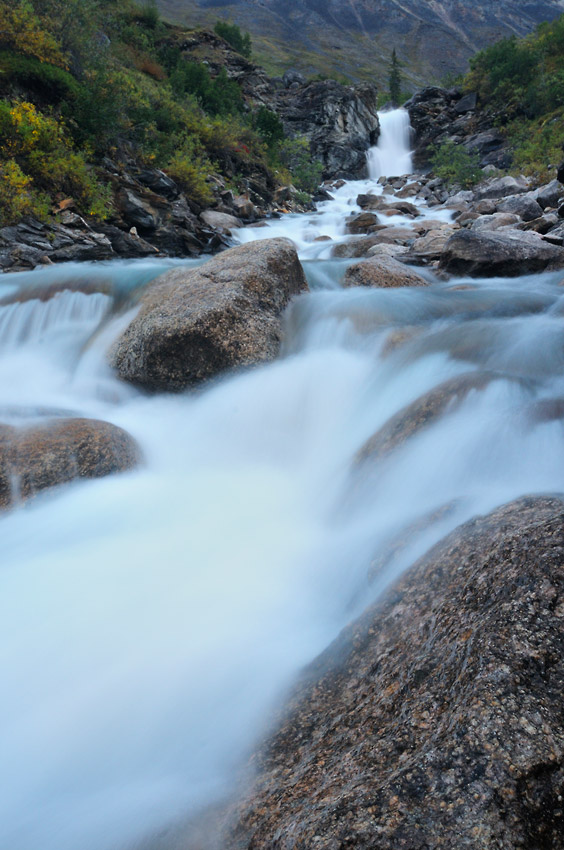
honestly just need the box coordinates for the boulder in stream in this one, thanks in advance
[110,238,308,392]
[343,256,428,289]
[218,494,564,850]
[440,229,564,276]
[0,418,140,508]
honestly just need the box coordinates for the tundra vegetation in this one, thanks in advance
[0,0,319,226]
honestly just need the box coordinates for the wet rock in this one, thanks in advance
[357,372,500,462]
[332,235,384,258]
[343,256,428,289]
[356,193,386,210]
[346,212,380,234]
[0,418,140,508]
[497,193,544,221]
[410,229,454,260]
[440,229,564,276]
[116,189,158,232]
[231,196,258,220]
[110,238,308,392]
[366,243,409,258]
[220,494,564,850]
[199,210,242,234]
[97,224,159,257]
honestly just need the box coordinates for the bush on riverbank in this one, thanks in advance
[464,14,564,178]
[0,0,299,225]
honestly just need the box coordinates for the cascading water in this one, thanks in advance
[2,112,563,850]
[367,107,413,178]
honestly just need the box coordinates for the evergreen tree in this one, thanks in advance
[389,48,402,105]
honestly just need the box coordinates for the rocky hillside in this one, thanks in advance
[0,1,380,272]
[158,0,564,86]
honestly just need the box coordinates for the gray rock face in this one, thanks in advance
[278,80,380,179]
[0,418,140,508]
[110,238,308,392]
[439,229,564,276]
[219,494,564,850]
[343,255,428,288]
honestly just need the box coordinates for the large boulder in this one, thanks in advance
[474,175,530,200]
[220,494,564,850]
[0,418,140,508]
[343,256,428,289]
[439,229,564,276]
[497,193,544,221]
[110,238,308,392]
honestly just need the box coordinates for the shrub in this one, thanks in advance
[0,158,49,224]
[254,106,284,149]
[0,1,66,67]
[0,51,80,103]
[171,60,243,116]
[278,136,324,192]
[214,21,252,58]
[166,138,215,206]
[0,99,111,217]
[430,140,483,188]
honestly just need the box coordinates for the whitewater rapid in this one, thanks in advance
[2,111,564,850]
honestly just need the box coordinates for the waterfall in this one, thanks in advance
[367,108,413,179]
[0,291,110,350]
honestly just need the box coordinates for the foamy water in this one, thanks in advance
[2,113,563,850]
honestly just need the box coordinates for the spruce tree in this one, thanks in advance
[389,48,402,105]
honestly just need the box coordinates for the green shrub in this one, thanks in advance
[278,137,323,192]
[430,140,483,188]
[0,158,50,225]
[254,106,284,149]
[166,138,215,206]
[214,21,252,58]
[0,99,111,217]
[0,51,80,103]
[170,60,243,116]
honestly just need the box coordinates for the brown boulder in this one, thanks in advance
[110,238,308,392]
[220,495,564,850]
[440,229,564,276]
[357,372,503,462]
[346,212,380,234]
[343,256,428,289]
[0,418,140,508]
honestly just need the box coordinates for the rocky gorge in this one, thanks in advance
[3,105,564,850]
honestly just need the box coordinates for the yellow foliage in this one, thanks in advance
[0,158,49,224]
[0,1,67,67]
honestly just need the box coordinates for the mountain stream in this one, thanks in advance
[2,110,564,850]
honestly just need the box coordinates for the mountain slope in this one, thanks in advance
[158,0,564,86]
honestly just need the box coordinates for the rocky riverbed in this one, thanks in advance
[2,110,564,850]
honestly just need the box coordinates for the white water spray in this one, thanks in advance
[2,114,564,850]
[367,108,413,179]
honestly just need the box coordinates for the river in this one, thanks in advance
[2,110,564,850]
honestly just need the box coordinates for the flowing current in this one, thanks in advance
[2,111,564,850]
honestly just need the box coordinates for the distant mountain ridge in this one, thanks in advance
[158,0,564,86]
